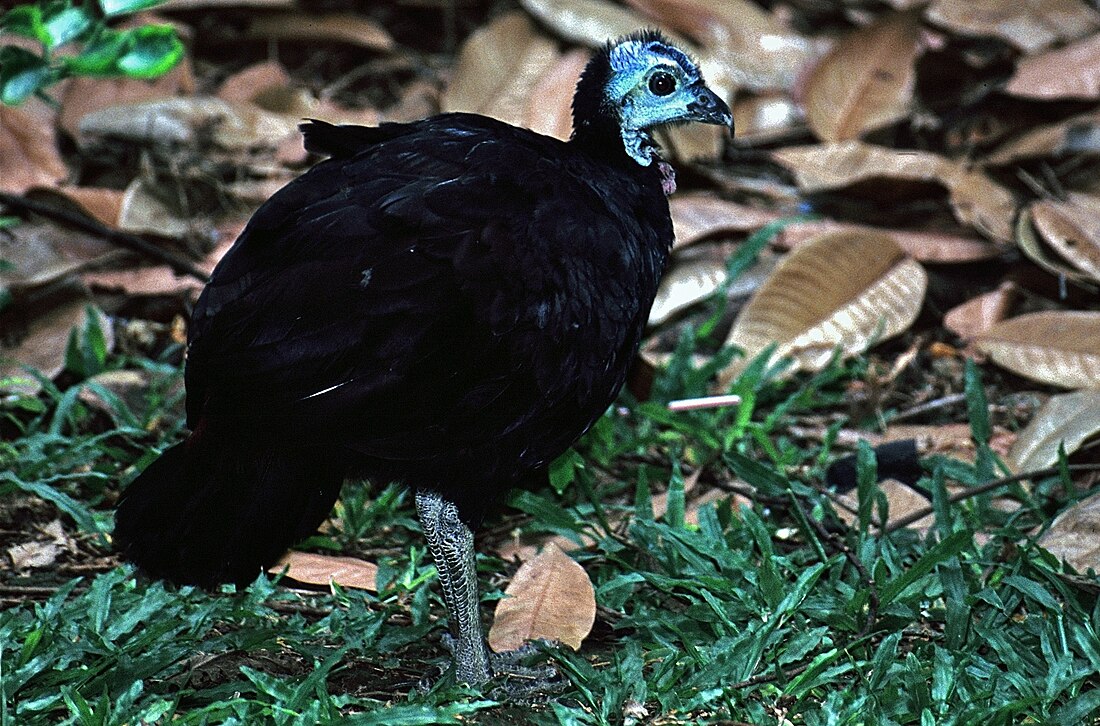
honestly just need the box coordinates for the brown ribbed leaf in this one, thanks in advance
[245,13,394,52]
[649,257,727,326]
[488,542,595,652]
[270,551,378,592]
[1030,194,1100,281]
[1015,209,1096,289]
[0,106,67,194]
[670,193,782,249]
[943,283,1017,341]
[443,13,559,128]
[525,50,589,141]
[925,0,1100,54]
[1008,391,1100,473]
[720,231,927,382]
[1004,33,1100,100]
[732,93,803,144]
[975,311,1100,389]
[773,220,1002,263]
[983,108,1100,166]
[1039,492,1100,573]
[520,0,663,47]
[803,11,921,142]
[773,141,1017,241]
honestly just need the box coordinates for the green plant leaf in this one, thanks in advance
[63,29,128,76]
[98,0,164,17]
[115,25,182,79]
[0,46,53,105]
[43,6,92,49]
[1,6,49,45]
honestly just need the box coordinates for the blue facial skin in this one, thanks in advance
[604,38,732,165]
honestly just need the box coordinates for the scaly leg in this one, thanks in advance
[415,488,491,685]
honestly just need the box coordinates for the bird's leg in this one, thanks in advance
[415,489,492,685]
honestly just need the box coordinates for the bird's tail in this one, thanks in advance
[114,430,347,587]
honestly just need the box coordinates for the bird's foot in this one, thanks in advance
[429,634,564,701]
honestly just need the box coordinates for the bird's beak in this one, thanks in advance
[686,84,734,134]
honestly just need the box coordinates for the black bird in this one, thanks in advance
[114,30,732,685]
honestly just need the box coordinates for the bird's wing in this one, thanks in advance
[185,116,668,467]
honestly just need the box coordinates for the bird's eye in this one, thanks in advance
[648,71,676,96]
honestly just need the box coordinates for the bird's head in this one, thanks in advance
[572,31,733,167]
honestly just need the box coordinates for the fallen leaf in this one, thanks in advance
[1015,209,1097,289]
[720,230,927,383]
[525,49,589,141]
[834,479,935,531]
[79,97,300,151]
[802,11,921,142]
[1004,33,1100,100]
[216,60,292,105]
[732,92,803,144]
[629,0,827,92]
[974,311,1100,389]
[488,542,596,652]
[0,220,119,293]
[269,551,378,591]
[443,13,559,128]
[670,192,783,249]
[925,0,1100,54]
[521,0,666,47]
[59,56,194,141]
[1007,390,1100,473]
[1030,193,1100,281]
[7,541,62,570]
[77,369,153,419]
[29,187,127,228]
[245,13,394,52]
[0,291,114,395]
[1039,492,1100,573]
[84,230,236,296]
[943,282,1017,340]
[983,108,1100,165]
[884,423,1016,461]
[0,105,68,194]
[649,255,727,326]
[773,141,1017,241]
[773,220,1002,263]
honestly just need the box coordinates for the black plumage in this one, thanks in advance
[114,30,731,684]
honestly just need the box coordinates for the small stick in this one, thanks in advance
[668,394,742,412]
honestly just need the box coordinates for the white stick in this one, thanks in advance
[667,394,743,412]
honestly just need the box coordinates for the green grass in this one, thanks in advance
[2,326,1100,724]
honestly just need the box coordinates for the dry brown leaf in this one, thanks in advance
[216,61,292,105]
[85,233,236,297]
[526,50,589,141]
[1015,209,1096,288]
[649,256,727,326]
[0,221,119,292]
[521,0,665,47]
[245,13,394,52]
[1005,33,1100,100]
[975,311,1100,389]
[629,0,827,92]
[488,542,595,652]
[443,13,560,128]
[943,283,1017,341]
[925,0,1100,54]
[0,106,67,194]
[773,220,1002,263]
[732,93,803,144]
[8,541,62,570]
[38,187,126,228]
[983,108,1100,165]
[1030,194,1100,281]
[269,551,378,591]
[721,231,927,383]
[79,97,299,151]
[773,141,1017,242]
[1039,492,1100,573]
[670,192,782,249]
[1007,390,1100,473]
[803,11,921,142]
[59,57,194,141]
[834,479,935,531]
[0,293,113,395]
